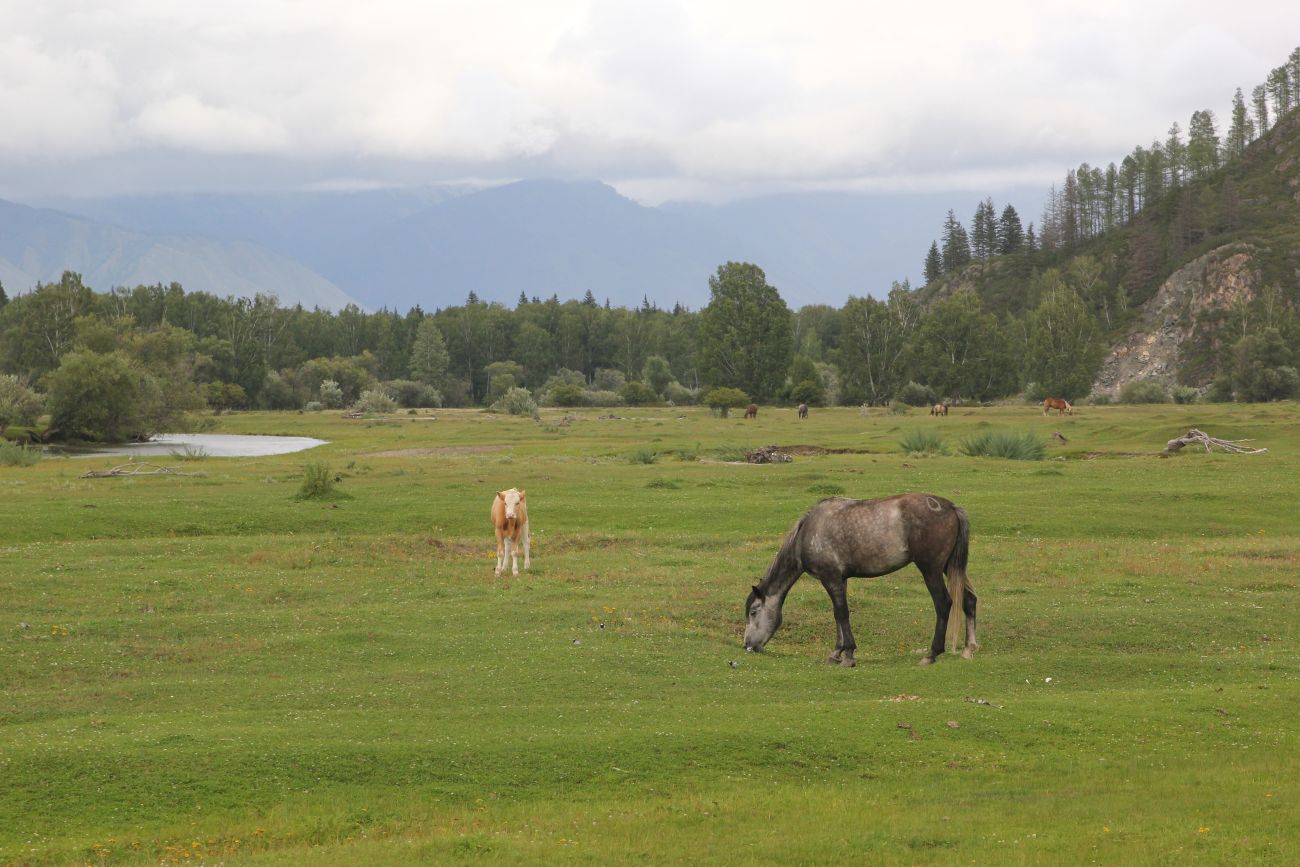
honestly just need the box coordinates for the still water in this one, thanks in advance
[52,433,328,458]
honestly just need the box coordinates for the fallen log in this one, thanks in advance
[80,462,206,478]
[1163,428,1267,455]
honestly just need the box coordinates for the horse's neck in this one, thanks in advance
[758,559,801,603]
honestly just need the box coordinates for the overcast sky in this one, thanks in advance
[1,0,1295,204]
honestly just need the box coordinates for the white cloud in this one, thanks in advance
[0,0,1295,198]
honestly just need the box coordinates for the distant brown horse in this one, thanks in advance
[1042,398,1073,416]
[745,403,758,419]
[797,403,809,419]
[491,488,530,576]
[930,403,948,416]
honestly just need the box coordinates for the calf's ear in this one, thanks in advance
[519,490,526,499]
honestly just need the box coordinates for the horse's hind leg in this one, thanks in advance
[820,576,857,667]
[918,567,951,665]
[961,586,979,659]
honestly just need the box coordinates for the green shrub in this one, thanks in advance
[585,390,625,407]
[385,379,443,408]
[491,387,539,416]
[1087,392,1112,406]
[1119,380,1170,404]
[1207,375,1234,403]
[353,388,398,414]
[628,448,658,464]
[1022,381,1046,403]
[294,462,349,500]
[545,383,588,407]
[888,402,911,416]
[1170,385,1199,405]
[896,381,937,407]
[318,379,345,409]
[0,442,42,467]
[663,382,698,405]
[899,429,946,456]
[0,375,45,433]
[701,387,750,418]
[959,430,1046,460]
[620,381,660,406]
[789,379,826,407]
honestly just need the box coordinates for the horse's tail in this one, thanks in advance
[944,505,970,652]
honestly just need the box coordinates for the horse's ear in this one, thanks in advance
[519,490,526,499]
[496,491,504,500]
[751,584,764,599]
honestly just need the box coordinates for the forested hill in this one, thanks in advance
[915,88,1300,397]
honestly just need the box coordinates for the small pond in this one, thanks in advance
[51,433,329,459]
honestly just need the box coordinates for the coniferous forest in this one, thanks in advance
[1,48,1298,442]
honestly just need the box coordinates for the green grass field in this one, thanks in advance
[2,403,1297,865]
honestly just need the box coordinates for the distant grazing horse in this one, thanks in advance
[745,403,758,419]
[797,403,809,419]
[930,403,948,416]
[1042,398,1073,416]
[491,488,530,576]
[744,493,977,667]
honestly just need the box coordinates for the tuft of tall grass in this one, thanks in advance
[0,442,42,467]
[628,448,658,464]
[898,428,946,456]
[958,429,1046,460]
[293,461,351,500]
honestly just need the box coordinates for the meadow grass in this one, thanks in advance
[1,403,1297,864]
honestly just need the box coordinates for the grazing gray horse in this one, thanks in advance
[744,493,977,667]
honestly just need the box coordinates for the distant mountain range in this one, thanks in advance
[6,180,1046,311]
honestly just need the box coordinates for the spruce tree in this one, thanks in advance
[1252,83,1270,135]
[1225,88,1253,160]
[998,205,1024,254]
[924,242,943,283]
[940,210,971,272]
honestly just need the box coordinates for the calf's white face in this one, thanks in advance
[500,489,524,520]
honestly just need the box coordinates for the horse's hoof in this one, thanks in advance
[839,655,856,668]
[961,647,976,660]
[917,655,936,666]
[826,652,841,664]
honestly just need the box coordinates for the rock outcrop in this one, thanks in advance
[1092,243,1261,397]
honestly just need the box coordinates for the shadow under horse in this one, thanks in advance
[744,493,978,667]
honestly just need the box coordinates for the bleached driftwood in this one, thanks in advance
[1163,429,1267,455]
[80,462,206,478]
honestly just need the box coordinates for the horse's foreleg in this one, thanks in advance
[820,576,857,667]
[961,586,979,659]
[918,569,951,665]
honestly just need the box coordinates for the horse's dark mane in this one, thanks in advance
[758,514,808,595]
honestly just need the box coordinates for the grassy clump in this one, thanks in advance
[628,448,658,464]
[958,429,1046,460]
[293,461,351,500]
[806,483,846,496]
[898,428,946,456]
[0,442,41,467]
[646,478,679,489]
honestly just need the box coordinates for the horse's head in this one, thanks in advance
[498,488,525,521]
[743,584,782,652]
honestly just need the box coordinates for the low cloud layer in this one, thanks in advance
[0,0,1292,201]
